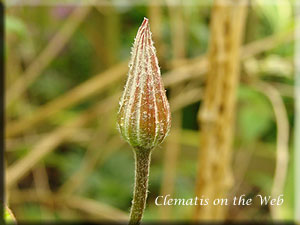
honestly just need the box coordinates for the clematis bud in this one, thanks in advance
[117,18,171,151]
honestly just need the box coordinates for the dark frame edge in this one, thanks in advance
[0,1,4,224]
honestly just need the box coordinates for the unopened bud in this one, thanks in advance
[117,18,171,151]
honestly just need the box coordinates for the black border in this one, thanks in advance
[1,2,4,224]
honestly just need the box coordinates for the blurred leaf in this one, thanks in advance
[237,85,273,142]
[253,0,293,33]
[30,71,73,102]
[5,206,17,224]
[186,5,210,56]
[247,171,273,194]
[45,144,85,182]
[6,16,28,38]
[19,203,42,221]
[82,149,134,210]
[50,110,80,125]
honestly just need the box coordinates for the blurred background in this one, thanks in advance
[4,0,296,223]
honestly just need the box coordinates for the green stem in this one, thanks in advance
[129,148,152,225]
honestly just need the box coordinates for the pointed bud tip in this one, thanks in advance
[141,17,149,29]
[117,16,171,151]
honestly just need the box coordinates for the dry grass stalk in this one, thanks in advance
[6,29,293,139]
[6,94,119,188]
[6,62,128,138]
[6,21,293,196]
[148,0,165,63]
[6,7,91,107]
[194,0,248,220]
[253,81,289,220]
[32,163,54,220]
[58,134,123,195]
[10,190,128,222]
[170,87,203,112]
[6,83,206,192]
[159,2,186,220]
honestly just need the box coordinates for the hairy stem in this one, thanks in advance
[129,148,152,225]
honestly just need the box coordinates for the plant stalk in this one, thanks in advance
[129,148,152,225]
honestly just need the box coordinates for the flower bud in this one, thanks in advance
[117,18,171,151]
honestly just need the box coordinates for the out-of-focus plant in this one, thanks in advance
[253,0,293,33]
[4,2,295,222]
[5,205,17,224]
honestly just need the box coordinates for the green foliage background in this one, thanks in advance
[5,1,295,222]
